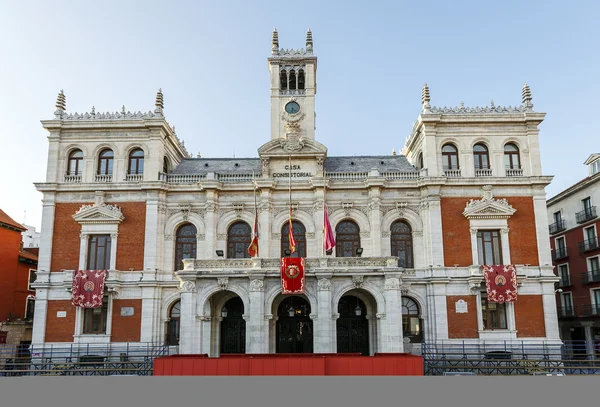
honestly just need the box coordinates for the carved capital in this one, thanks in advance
[179,280,196,293]
[384,277,400,290]
[317,278,331,291]
[250,279,264,292]
[470,228,478,235]
[376,312,387,320]
[500,228,510,235]
[381,231,391,238]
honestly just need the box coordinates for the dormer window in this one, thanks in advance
[591,159,600,176]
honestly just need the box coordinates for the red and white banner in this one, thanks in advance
[481,265,518,303]
[72,270,108,308]
[281,257,305,294]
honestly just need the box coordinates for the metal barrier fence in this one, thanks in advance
[0,343,170,376]
[422,340,600,376]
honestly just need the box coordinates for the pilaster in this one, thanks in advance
[383,277,404,353]
[247,277,266,353]
[315,276,333,352]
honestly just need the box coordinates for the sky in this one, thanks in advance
[0,0,599,231]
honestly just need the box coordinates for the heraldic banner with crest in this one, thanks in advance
[281,257,305,294]
[72,270,108,308]
[481,265,518,303]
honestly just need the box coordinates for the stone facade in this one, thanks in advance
[31,30,561,355]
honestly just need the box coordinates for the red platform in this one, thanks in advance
[153,353,423,376]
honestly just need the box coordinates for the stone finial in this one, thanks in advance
[522,82,533,110]
[421,83,430,112]
[306,28,313,53]
[272,28,279,55]
[155,88,164,115]
[54,90,66,117]
[392,148,396,156]
[121,105,126,115]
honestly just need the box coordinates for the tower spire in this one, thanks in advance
[272,28,279,55]
[421,83,431,113]
[522,82,533,110]
[155,88,164,115]
[306,28,313,54]
[54,89,66,118]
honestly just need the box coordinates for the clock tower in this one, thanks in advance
[268,29,317,141]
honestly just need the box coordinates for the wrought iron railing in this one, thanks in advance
[558,276,572,287]
[579,237,600,253]
[576,207,597,224]
[557,306,577,318]
[581,269,600,284]
[581,304,600,317]
[552,247,569,260]
[549,220,566,235]
[0,343,169,376]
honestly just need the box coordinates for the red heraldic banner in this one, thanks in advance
[281,257,305,294]
[72,270,108,308]
[481,265,518,303]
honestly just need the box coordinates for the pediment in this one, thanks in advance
[73,203,124,225]
[258,137,327,157]
[463,198,516,220]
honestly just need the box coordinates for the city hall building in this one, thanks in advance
[31,30,560,356]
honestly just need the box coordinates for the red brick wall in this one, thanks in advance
[51,202,146,272]
[115,203,146,271]
[45,300,76,342]
[51,203,89,272]
[514,295,546,337]
[0,227,23,321]
[446,296,479,338]
[507,197,539,266]
[13,260,36,319]
[441,196,540,267]
[441,198,476,267]
[111,299,142,342]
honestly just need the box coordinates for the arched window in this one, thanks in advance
[98,149,114,175]
[417,152,424,170]
[175,223,197,270]
[280,69,287,90]
[441,144,459,170]
[227,222,252,259]
[473,143,490,170]
[67,149,83,176]
[336,220,361,258]
[391,220,413,268]
[504,143,521,169]
[289,70,297,90]
[281,220,307,258]
[402,297,422,343]
[163,156,169,174]
[128,149,144,175]
[298,69,305,90]
[166,300,180,346]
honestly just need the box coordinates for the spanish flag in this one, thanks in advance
[248,209,259,257]
[323,204,336,253]
[288,207,296,254]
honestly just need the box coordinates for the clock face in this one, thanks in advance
[285,101,300,114]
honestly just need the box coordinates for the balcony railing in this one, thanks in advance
[580,304,600,317]
[474,167,493,177]
[381,171,420,180]
[505,167,524,177]
[552,247,568,261]
[558,276,572,288]
[578,236,600,253]
[548,220,566,235]
[557,306,577,318]
[443,168,461,177]
[159,173,206,184]
[581,270,600,284]
[217,173,256,183]
[63,173,82,183]
[576,207,597,224]
[94,174,112,182]
[125,173,143,182]
[326,172,369,181]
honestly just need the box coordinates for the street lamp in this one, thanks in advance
[221,306,228,318]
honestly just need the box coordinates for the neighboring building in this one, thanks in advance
[0,208,37,360]
[31,30,559,356]
[21,224,41,248]
[547,154,600,357]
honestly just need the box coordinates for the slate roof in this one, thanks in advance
[171,155,416,175]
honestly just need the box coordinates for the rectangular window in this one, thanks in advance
[83,297,108,334]
[593,290,600,314]
[477,230,503,265]
[87,235,111,270]
[481,293,507,329]
[555,236,566,252]
[590,257,600,272]
[553,211,562,224]
[558,264,570,286]
[25,298,35,320]
[27,269,37,290]
[583,197,592,212]
[561,292,573,311]
[585,226,596,241]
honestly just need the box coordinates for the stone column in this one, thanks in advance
[581,321,596,360]
[258,190,272,257]
[541,281,561,340]
[383,277,404,353]
[312,189,325,257]
[369,191,382,257]
[247,277,265,353]
[204,196,217,258]
[31,275,50,345]
[314,276,333,353]
[140,285,160,343]
[143,198,159,272]
[178,281,198,354]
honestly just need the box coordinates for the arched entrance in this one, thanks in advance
[220,297,246,354]
[336,295,369,355]
[276,296,313,353]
